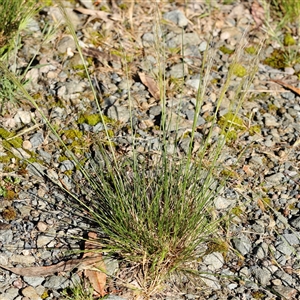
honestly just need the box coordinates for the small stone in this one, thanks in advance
[23,276,45,288]
[214,196,236,210]
[203,252,224,271]
[10,254,35,265]
[163,10,189,27]
[253,242,269,259]
[220,27,241,41]
[57,35,76,54]
[272,285,297,299]
[37,234,53,248]
[281,233,300,245]
[105,296,127,300]
[265,172,284,184]
[232,236,252,255]
[59,160,75,172]
[0,229,13,243]
[168,62,188,78]
[37,221,48,232]
[200,274,221,290]
[22,286,41,300]
[14,111,32,124]
[107,105,130,123]
[252,266,272,285]
[186,79,200,90]
[263,113,280,127]
[22,140,32,150]
[30,132,44,148]
[199,41,208,52]
[1,287,19,299]
[272,279,282,285]
[290,216,300,229]
[43,275,70,289]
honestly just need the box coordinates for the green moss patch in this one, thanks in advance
[219,46,235,55]
[78,113,115,126]
[232,63,247,77]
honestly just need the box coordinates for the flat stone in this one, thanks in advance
[203,252,224,271]
[290,216,300,229]
[23,276,45,287]
[43,275,70,289]
[0,287,19,300]
[22,140,32,150]
[272,285,297,299]
[22,285,42,300]
[214,196,236,210]
[263,113,280,127]
[252,266,272,285]
[14,110,32,124]
[36,234,53,248]
[10,254,35,265]
[107,105,130,123]
[168,62,188,78]
[30,132,44,148]
[57,35,76,54]
[163,10,189,27]
[265,172,284,184]
[200,274,221,290]
[0,229,13,243]
[232,236,252,255]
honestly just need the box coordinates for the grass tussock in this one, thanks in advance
[0,2,262,298]
[0,0,37,56]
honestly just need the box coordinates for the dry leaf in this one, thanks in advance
[251,1,265,28]
[83,232,107,297]
[0,256,103,277]
[139,72,160,100]
[271,79,300,96]
[257,198,265,212]
[82,47,120,68]
[74,7,121,23]
[242,165,254,176]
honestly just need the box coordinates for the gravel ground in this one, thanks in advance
[0,0,300,299]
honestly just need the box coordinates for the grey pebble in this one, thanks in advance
[214,194,236,210]
[203,252,224,271]
[289,216,300,229]
[57,36,76,54]
[107,105,130,123]
[0,287,19,300]
[105,296,127,300]
[253,242,268,259]
[252,266,272,285]
[274,270,294,286]
[59,160,75,172]
[43,275,70,289]
[149,105,162,117]
[163,10,189,27]
[0,229,13,243]
[30,132,44,148]
[265,172,284,184]
[263,113,280,127]
[281,233,300,245]
[186,79,200,90]
[36,234,53,248]
[272,285,297,299]
[168,62,188,78]
[23,276,45,287]
[232,236,252,256]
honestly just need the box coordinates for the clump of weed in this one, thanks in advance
[2,206,17,221]
[78,113,115,126]
[219,46,235,55]
[232,63,247,77]
[283,33,296,46]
